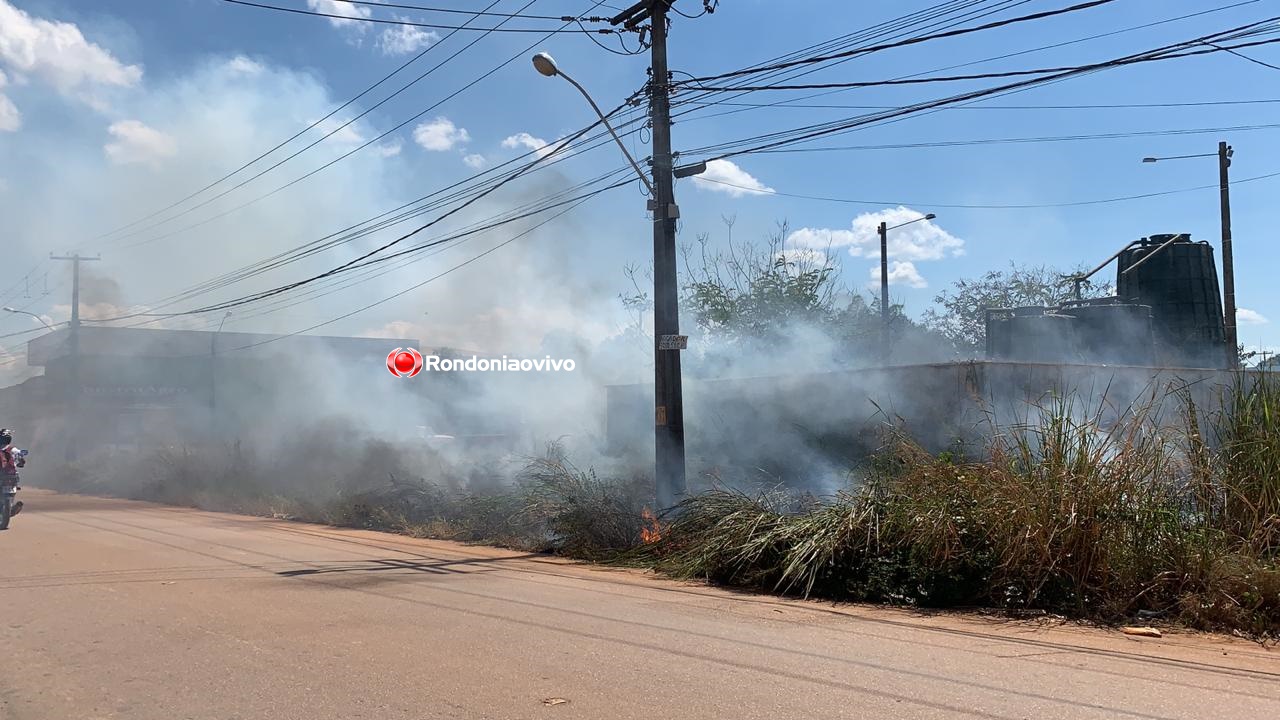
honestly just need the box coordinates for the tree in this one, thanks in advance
[922,263,1112,353]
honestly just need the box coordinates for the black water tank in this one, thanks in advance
[987,306,1054,360]
[1006,312,1078,363]
[1061,299,1155,366]
[1117,234,1225,368]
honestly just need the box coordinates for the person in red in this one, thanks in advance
[1,428,25,519]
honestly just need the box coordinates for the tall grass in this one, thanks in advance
[643,378,1280,637]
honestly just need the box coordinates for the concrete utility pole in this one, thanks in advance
[605,0,692,510]
[878,221,889,363]
[877,213,935,366]
[646,2,686,510]
[1142,144,1237,369]
[1218,141,1238,370]
[50,252,100,461]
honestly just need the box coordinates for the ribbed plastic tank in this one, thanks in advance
[1061,300,1155,366]
[1116,234,1225,367]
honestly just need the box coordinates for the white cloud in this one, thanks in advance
[315,116,366,145]
[0,69,16,131]
[226,55,264,75]
[1238,308,1268,325]
[376,138,403,157]
[692,159,773,197]
[0,0,142,110]
[104,120,176,168]
[787,206,964,262]
[502,131,570,159]
[377,22,438,56]
[870,260,927,288]
[462,153,487,169]
[414,116,469,151]
[306,0,370,29]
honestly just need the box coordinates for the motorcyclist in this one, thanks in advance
[0,428,25,518]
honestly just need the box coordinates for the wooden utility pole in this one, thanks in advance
[50,252,100,461]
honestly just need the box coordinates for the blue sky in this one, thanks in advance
[1,0,1278,381]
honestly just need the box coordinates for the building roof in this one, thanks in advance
[25,326,421,366]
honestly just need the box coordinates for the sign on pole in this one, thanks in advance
[658,334,688,351]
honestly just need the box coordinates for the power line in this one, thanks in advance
[220,0,628,33]
[87,0,508,248]
[321,0,596,21]
[103,0,538,249]
[666,1,1264,126]
[684,37,1280,93]
[748,122,1280,154]
[170,188,613,357]
[680,22,1280,162]
[679,0,1119,85]
[672,98,1280,111]
[91,105,624,323]
[690,169,1280,210]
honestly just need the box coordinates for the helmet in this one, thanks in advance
[0,428,10,446]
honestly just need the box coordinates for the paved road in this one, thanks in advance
[1,490,1276,720]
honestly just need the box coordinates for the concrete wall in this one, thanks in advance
[605,361,1239,487]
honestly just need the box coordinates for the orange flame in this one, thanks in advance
[640,506,662,543]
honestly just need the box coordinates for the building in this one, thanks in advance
[0,326,494,458]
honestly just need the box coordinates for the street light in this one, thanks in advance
[877,214,936,364]
[1142,142,1237,369]
[530,52,655,196]
[533,46,690,511]
[3,306,57,332]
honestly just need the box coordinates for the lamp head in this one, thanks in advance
[924,213,936,220]
[1,306,15,312]
[1142,157,1158,163]
[532,52,559,77]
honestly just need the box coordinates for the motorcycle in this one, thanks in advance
[1,447,26,531]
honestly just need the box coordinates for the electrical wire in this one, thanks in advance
[320,0,596,21]
[691,168,1280,209]
[747,122,1280,154]
[679,21,1280,162]
[220,0,627,33]
[678,0,1118,85]
[86,0,507,248]
[113,97,642,316]
[162,187,615,358]
[666,1,1261,129]
[90,101,627,322]
[685,36,1280,92]
[672,98,1280,112]
[102,0,536,249]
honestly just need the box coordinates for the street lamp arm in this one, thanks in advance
[2,306,57,332]
[554,70,656,197]
[885,212,937,232]
[1143,152,1217,162]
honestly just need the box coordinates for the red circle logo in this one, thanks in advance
[386,347,423,378]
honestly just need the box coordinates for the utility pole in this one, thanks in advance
[1218,141,1238,370]
[50,252,100,462]
[878,221,889,364]
[610,0,688,510]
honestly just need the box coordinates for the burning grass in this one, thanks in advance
[29,374,1280,638]
[638,376,1280,637]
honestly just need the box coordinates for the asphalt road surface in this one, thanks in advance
[1,490,1276,720]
